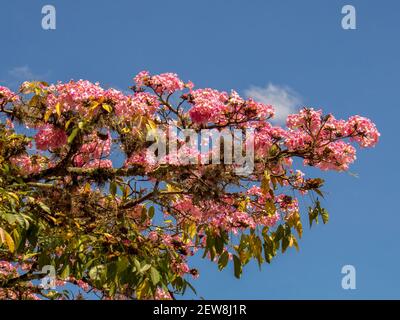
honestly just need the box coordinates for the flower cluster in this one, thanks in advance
[0,86,19,105]
[46,80,160,122]
[46,80,105,116]
[73,131,112,168]
[9,154,50,175]
[188,88,229,124]
[134,71,186,94]
[172,195,280,235]
[34,124,68,151]
[104,89,160,118]
[284,108,380,171]
[187,89,274,125]
[0,261,39,300]
[154,288,172,300]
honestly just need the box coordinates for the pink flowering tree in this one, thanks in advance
[0,72,379,299]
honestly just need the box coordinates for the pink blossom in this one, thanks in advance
[124,149,158,172]
[154,287,172,300]
[150,73,185,94]
[188,88,228,124]
[173,262,190,276]
[76,279,90,292]
[346,115,380,147]
[276,194,299,216]
[148,231,159,242]
[73,132,111,167]
[0,86,19,105]
[10,155,42,174]
[34,124,67,151]
[46,80,105,116]
[308,141,357,171]
[133,70,150,87]
[286,108,323,134]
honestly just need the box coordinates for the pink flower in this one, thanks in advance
[10,155,42,174]
[172,262,190,276]
[346,115,380,147]
[287,108,322,133]
[0,86,19,105]
[188,88,228,124]
[150,73,185,94]
[244,98,275,120]
[34,124,67,151]
[46,80,105,116]
[308,141,357,171]
[134,70,150,87]
[154,287,172,300]
[134,71,185,94]
[276,194,299,216]
[105,89,160,118]
[124,149,158,172]
[148,231,159,242]
[76,279,90,292]
[73,132,111,167]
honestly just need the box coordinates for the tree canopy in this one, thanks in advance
[0,72,379,299]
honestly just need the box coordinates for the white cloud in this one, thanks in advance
[2,66,50,89]
[8,66,39,80]
[244,83,302,124]
[8,66,50,82]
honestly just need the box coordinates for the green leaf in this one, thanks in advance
[44,108,53,122]
[275,224,284,241]
[214,234,225,255]
[308,207,319,227]
[140,206,148,223]
[65,118,74,129]
[133,258,141,273]
[218,251,229,270]
[233,255,242,279]
[187,223,197,239]
[263,240,274,264]
[287,211,302,238]
[269,144,280,157]
[205,233,216,261]
[89,264,106,281]
[102,104,113,113]
[109,283,116,297]
[149,266,160,285]
[116,257,129,273]
[0,228,15,253]
[60,264,70,279]
[281,224,291,253]
[314,189,324,198]
[106,262,118,281]
[68,127,80,144]
[281,235,290,253]
[136,279,150,299]
[55,102,62,116]
[261,170,271,194]
[321,208,329,224]
[110,181,117,197]
[38,201,51,214]
[140,264,151,273]
[292,235,300,251]
[265,199,276,216]
[148,206,155,219]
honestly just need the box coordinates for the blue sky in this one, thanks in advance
[0,0,399,299]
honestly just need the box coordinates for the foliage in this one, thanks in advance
[0,74,379,299]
